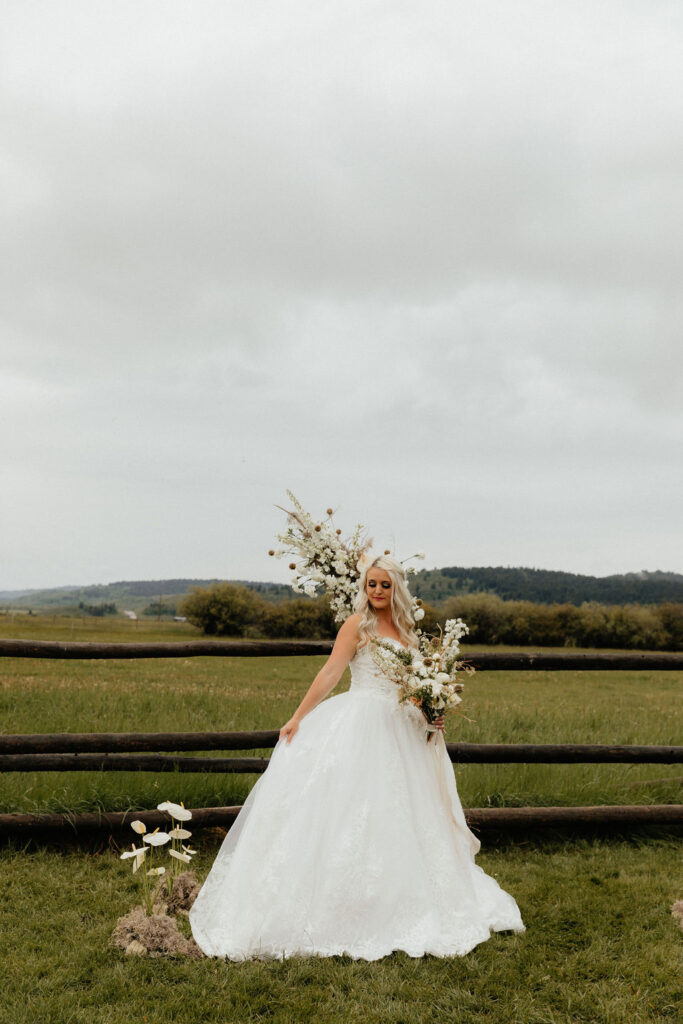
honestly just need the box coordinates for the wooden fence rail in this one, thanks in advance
[1,637,682,669]
[1,803,681,838]
[1,734,682,771]
[2,639,680,837]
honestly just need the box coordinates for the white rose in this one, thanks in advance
[436,673,450,684]
[413,608,425,621]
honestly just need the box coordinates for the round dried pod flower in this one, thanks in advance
[384,549,390,555]
[268,549,275,556]
[289,562,296,570]
[416,599,423,606]
[336,528,342,535]
[454,683,464,692]
[314,525,322,532]
[423,657,433,667]
[326,508,333,516]
[303,531,311,539]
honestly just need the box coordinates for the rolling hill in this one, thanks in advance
[1,565,682,613]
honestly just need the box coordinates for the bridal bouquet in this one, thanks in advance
[370,619,473,742]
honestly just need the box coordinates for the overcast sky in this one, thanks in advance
[1,0,681,591]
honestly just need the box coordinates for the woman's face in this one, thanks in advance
[365,567,392,611]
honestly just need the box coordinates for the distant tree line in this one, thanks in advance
[12,567,682,613]
[434,594,683,651]
[411,566,683,606]
[75,579,294,602]
[179,584,683,651]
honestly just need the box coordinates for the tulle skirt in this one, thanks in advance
[189,686,525,961]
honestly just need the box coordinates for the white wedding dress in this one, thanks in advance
[189,638,525,961]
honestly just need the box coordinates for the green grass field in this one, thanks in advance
[1,616,681,1023]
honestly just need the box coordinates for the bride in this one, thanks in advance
[189,555,525,960]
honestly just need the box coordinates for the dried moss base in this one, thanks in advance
[112,871,204,958]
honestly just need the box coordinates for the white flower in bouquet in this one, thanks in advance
[370,619,473,742]
[272,492,431,629]
[272,491,373,623]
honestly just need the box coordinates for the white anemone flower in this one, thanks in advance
[130,820,147,834]
[168,827,192,840]
[120,845,148,873]
[146,866,166,876]
[120,844,147,861]
[413,608,425,621]
[168,849,192,863]
[159,801,192,822]
[143,830,171,846]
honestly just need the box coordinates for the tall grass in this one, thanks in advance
[0,617,680,814]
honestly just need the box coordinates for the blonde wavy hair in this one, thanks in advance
[353,555,419,650]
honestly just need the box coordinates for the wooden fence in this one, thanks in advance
[1,639,681,837]
[1,637,682,668]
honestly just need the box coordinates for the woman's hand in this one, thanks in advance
[279,717,301,745]
[433,714,445,733]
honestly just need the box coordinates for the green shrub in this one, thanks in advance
[179,583,266,637]
[262,596,336,639]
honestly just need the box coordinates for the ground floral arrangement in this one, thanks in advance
[113,801,204,958]
[270,490,426,624]
[371,618,474,742]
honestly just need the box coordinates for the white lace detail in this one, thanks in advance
[189,635,525,960]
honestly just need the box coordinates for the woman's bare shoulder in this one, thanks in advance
[333,613,362,652]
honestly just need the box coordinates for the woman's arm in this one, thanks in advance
[279,614,361,744]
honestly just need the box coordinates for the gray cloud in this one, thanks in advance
[1,1,681,589]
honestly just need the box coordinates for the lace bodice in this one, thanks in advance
[349,637,405,703]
